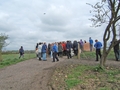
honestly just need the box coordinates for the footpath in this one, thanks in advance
[0,57,65,90]
[0,56,119,90]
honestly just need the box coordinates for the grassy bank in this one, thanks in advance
[65,65,120,90]
[50,64,120,90]
[50,50,120,90]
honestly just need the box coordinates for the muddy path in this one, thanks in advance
[0,57,64,90]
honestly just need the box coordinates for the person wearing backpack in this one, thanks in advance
[19,46,24,59]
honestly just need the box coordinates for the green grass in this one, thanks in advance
[80,51,96,59]
[107,50,115,60]
[65,65,91,89]
[65,65,120,89]
[80,50,115,60]
[0,53,36,68]
[49,50,119,90]
[99,87,111,90]
[1,50,115,69]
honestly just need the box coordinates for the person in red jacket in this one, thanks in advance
[62,41,67,56]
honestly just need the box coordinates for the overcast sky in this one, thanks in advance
[1,0,107,50]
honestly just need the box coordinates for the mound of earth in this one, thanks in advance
[48,58,120,90]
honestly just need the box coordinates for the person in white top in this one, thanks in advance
[38,42,43,60]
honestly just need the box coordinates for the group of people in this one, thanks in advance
[94,38,120,61]
[35,37,101,62]
[35,42,59,62]
[18,37,120,62]
[35,40,84,62]
[35,42,48,61]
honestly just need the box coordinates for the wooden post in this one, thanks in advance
[77,43,80,59]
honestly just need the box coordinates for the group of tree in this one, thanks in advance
[0,34,8,61]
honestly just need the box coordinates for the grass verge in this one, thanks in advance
[50,64,120,90]
[0,53,36,68]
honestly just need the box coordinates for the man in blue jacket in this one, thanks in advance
[52,42,59,62]
[41,42,47,61]
[94,39,102,61]
[89,37,93,51]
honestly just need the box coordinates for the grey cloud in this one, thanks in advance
[1,0,106,50]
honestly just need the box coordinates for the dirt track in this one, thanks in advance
[0,57,120,90]
[0,57,62,90]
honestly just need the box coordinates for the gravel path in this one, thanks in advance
[0,57,119,90]
[0,57,65,90]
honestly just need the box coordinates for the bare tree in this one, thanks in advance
[0,33,9,61]
[87,0,120,68]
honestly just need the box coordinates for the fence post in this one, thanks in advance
[77,43,80,59]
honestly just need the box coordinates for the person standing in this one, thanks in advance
[79,39,84,52]
[52,42,59,62]
[94,39,102,61]
[73,40,78,56]
[66,41,72,59]
[47,43,51,56]
[50,43,54,58]
[38,42,43,60]
[35,43,39,59]
[19,46,24,59]
[41,42,47,61]
[62,41,67,56]
[58,42,63,57]
[113,39,120,61]
[89,37,94,52]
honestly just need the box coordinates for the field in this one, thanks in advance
[80,50,115,60]
[0,50,116,68]
[0,52,36,68]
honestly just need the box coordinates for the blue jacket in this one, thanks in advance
[89,39,93,45]
[52,44,58,52]
[19,48,24,53]
[66,41,72,50]
[94,41,102,49]
[19,47,24,53]
[42,44,47,53]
